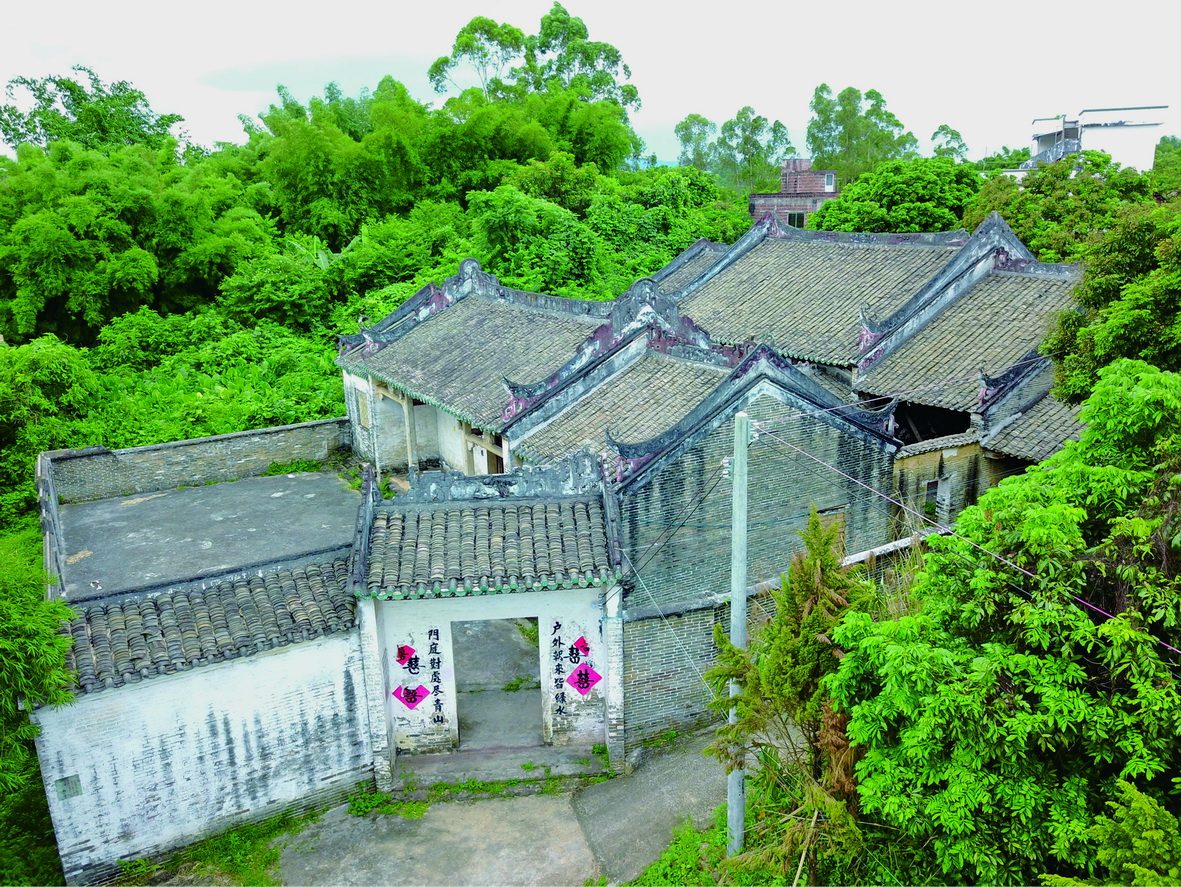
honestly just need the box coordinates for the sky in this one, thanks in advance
[4,0,1177,164]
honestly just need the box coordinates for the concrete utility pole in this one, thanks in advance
[727,411,749,857]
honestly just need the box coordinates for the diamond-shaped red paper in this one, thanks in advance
[393,685,429,709]
[566,663,602,696]
[396,645,415,665]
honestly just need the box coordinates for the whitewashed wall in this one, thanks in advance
[375,588,614,756]
[32,632,373,885]
[435,411,469,472]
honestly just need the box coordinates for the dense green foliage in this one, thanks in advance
[808,156,980,233]
[829,359,1181,885]
[1047,194,1181,402]
[0,66,184,153]
[963,151,1152,263]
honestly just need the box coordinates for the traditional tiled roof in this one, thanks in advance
[64,560,354,696]
[679,237,960,363]
[364,498,616,599]
[337,297,600,429]
[985,393,1084,462]
[654,241,728,293]
[514,351,730,463]
[856,272,1077,412]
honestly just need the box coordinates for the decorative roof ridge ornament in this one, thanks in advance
[977,349,1049,411]
[501,278,717,423]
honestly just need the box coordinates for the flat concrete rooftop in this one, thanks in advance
[57,471,361,602]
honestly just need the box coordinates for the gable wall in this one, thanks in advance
[616,394,893,747]
[32,632,372,885]
[620,393,895,614]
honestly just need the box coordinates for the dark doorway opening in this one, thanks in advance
[451,617,542,750]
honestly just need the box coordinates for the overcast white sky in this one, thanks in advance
[5,0,1177,164]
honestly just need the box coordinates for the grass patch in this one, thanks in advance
[263,458,322,476]
[516,617,540,646]
[347,790,430,819]
[135,809,321,886]
[627,807,780,886]
[592,743,610,769]
[502,674,540,692]
[642,729,679,749]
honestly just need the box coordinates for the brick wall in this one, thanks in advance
[622,607,722,750]
[32,632,372,885]
[49,419,351,504]
[894,441,983,529]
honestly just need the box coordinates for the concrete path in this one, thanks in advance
[276,725,727,886]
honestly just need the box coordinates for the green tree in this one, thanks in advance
[429,4,639,112]
[0,66,183,152]
[0,137,273,342]
[0,521,75,795]
[1045,194,1181,402]
[714,106,794,195]
[806,84,917,185]
[808,156,980,233]
[707,512,889,884]
[1153,135,1181,197]
[976,144,1032,177]
[1044,781,1181,886]
[964,150,1152,262]
[428,17,528,96]
[674,113,717,172]
[931,124,968,160]
[829,358,1181,885]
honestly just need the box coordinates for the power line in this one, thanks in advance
[753,424,1181,660]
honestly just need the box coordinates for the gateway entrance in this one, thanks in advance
[452,617,542,750]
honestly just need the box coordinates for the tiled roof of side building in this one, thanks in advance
[985,393,1084,463]
[337,297,601,430]
[679,238,960,364]
[64,560,354,696]
[514,351,730,463]
[364,497,616,599]
[857,272,1078,412]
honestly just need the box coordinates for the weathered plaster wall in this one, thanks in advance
[436,412,469,473]
[343,374,440,470]
[894,440,982,529]
[33,633,372,885]
[374,588,610,756]
[49,419,351,504]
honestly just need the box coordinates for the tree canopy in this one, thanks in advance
[0,66,184,152]
[808,156,980,233]
[806,84,917,186]
[673,106,794,195]
[830,358,1181,885]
